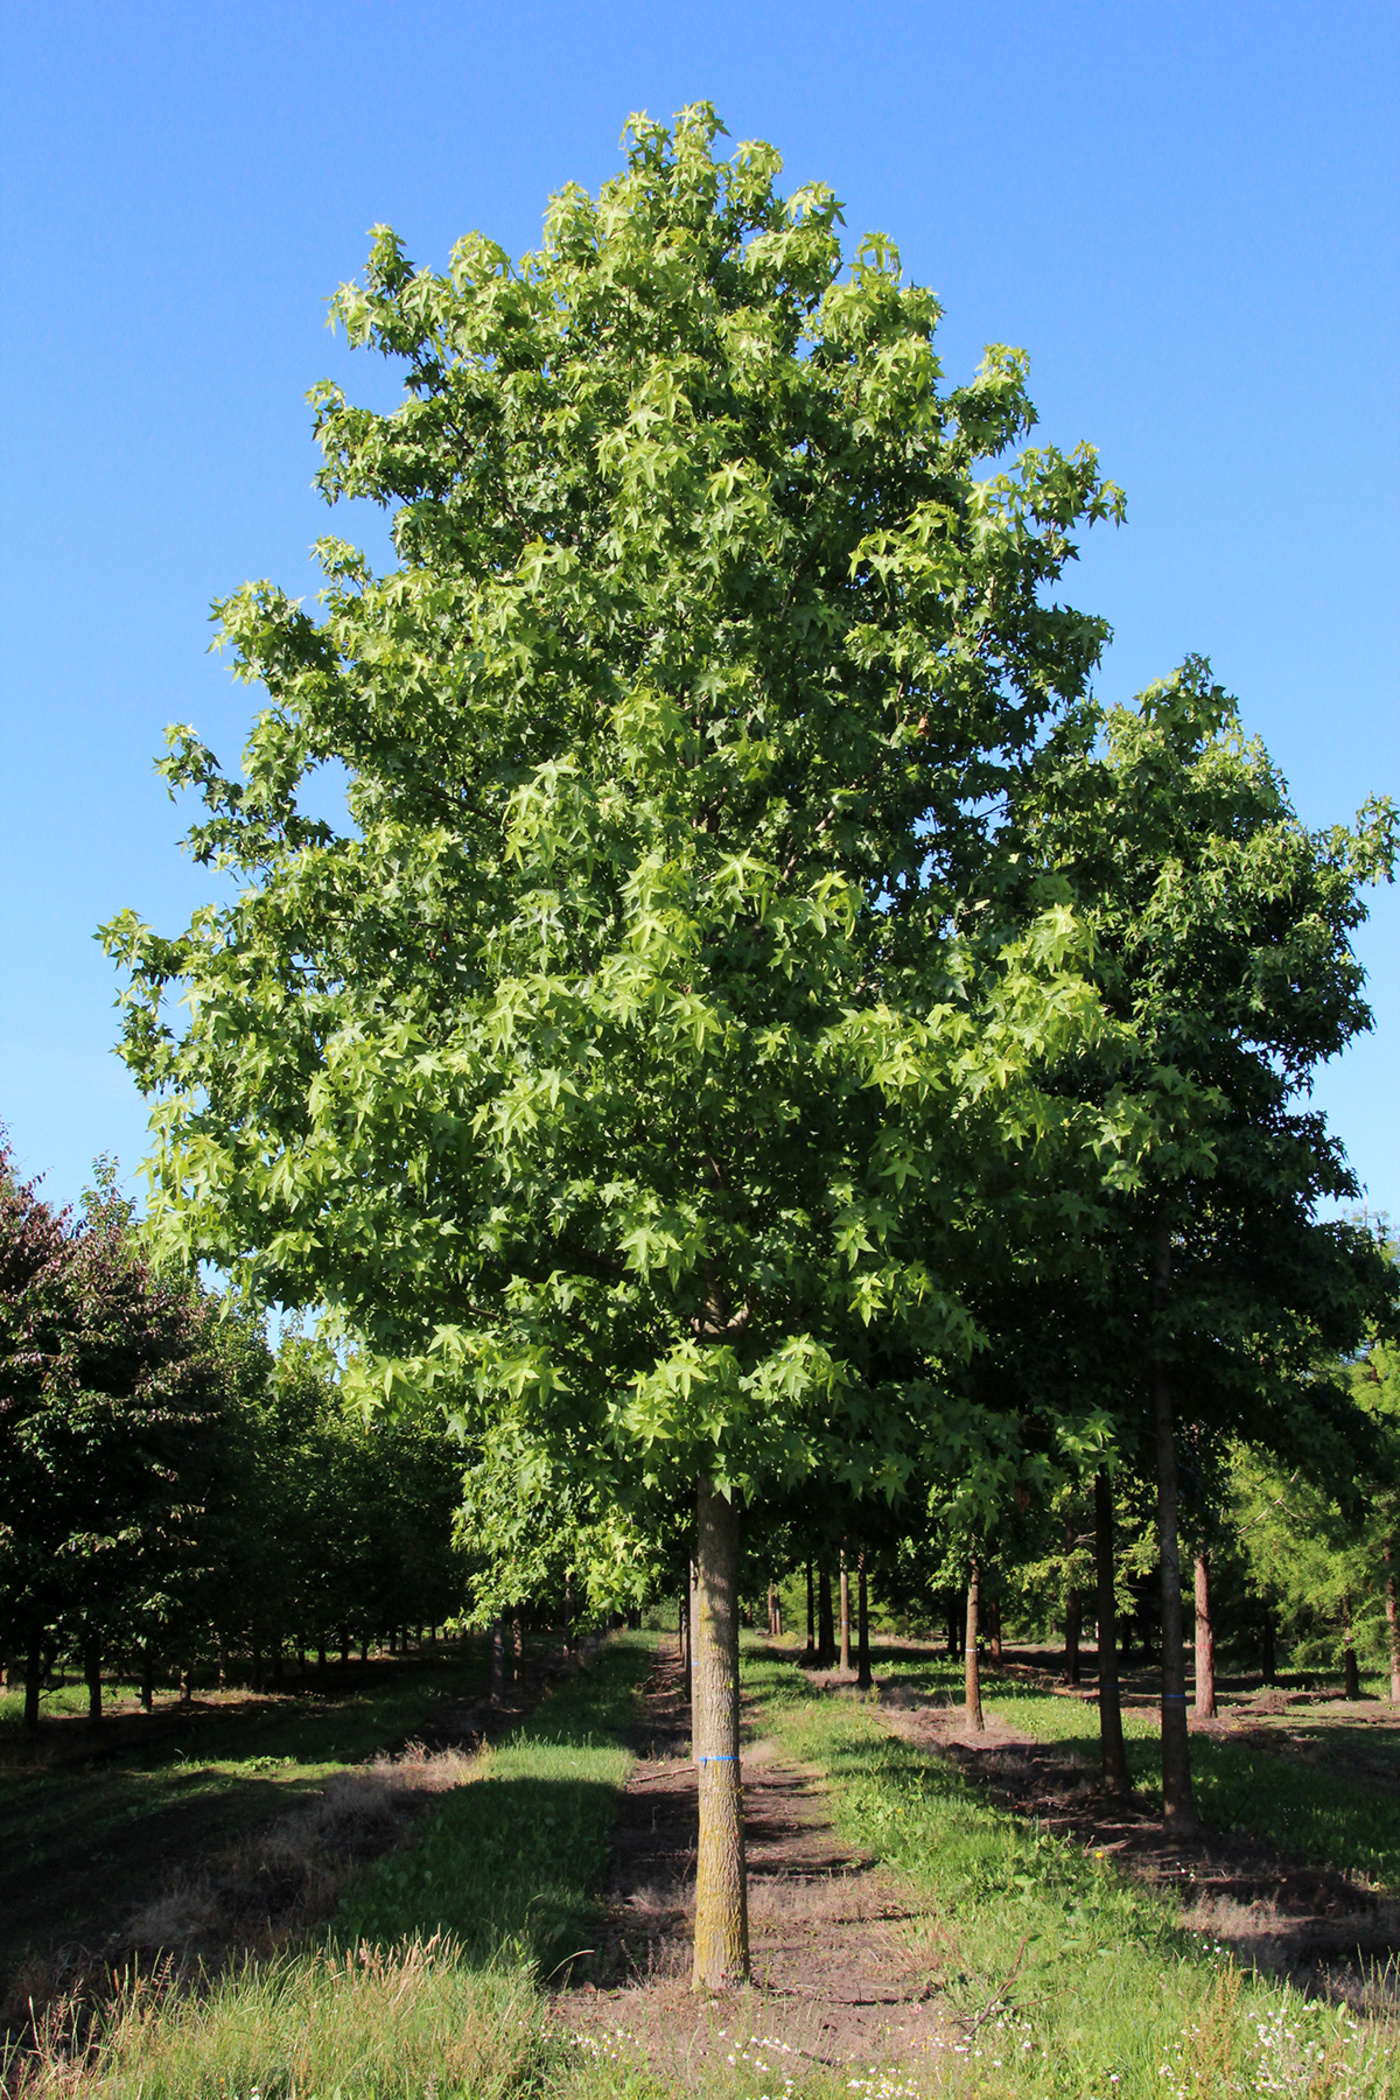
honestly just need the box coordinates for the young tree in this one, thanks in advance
[105,108,1134,1983]
[1012,664,1395,1828]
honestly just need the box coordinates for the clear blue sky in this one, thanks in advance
[2,0,1396,1223]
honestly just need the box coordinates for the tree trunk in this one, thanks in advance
[1386,1545,1400,1704]
[1261,1609,1277,1685]
[512,1607,524,1680]
[272,1644,284,1686]
[818,1565,834,1666]
[491,1613,506,1703]
[805,1562,815,1654]
[24,1643,41,1734]
[839,1551,851,1673]
[692,1476,748,1990]
[964,1559,984,1733]
[1343,1598,1360,1700]
[946,1592,960,1660]
[767,1583,778,1637]
[1193,1552,1216,1719]
[1095,1468,1130,1796]
[179,1663,193,1703]
[857,1549,871,1691]
[687,1558,699,1718]
[1152,1224,1197,1833]
[562,1574,573,1656]
[990,1597,1003,1664]
[1064,1586,1081,1685]
[141,1641,155,1714]
[84,1635,102,1727]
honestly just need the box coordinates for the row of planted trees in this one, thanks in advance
[0,1154,467,1728]
[79,106,1398,1989]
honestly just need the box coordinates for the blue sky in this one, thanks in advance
[2,0,1396,1223]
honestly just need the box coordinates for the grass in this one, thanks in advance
[742,1645,1399,2100]
[0,1644,496,1986]
[875,1650,1400,1891]
[332,1634,651,1972]
[11,1632,1400,2098]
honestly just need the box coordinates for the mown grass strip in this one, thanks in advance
[333,1632,654,1972]
[877,1652,1400,1891]
[743,1647,1397,2100]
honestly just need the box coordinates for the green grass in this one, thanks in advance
[333,1634,653,1972]
[875,1651,1400,1891]
[742,1646,1397,2100]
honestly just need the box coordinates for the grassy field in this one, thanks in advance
[0,1641,494,1992]
[8,1633,1399,2098]
[743,1646,1398,2099]
[874,1649,1400,1889]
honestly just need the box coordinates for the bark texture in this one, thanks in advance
[818,1565,835,1666]
[838,1553,851,1672]
[805,1562,815,1654]
[1193,1553,1216,1719]
[964,1559,984,1733]
[692,1477,749,1989]
[856,1551,871,1690]
[1095,1468,1130,1795]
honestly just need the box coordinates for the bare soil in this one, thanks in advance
[559,1652,952,2080]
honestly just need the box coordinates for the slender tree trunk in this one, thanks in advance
[692,1476,748,1990]
[767,1583,778,1637]
[680,1592,689,1670]
[84,1635,102,1727]
[141,1641,155,1714]
[562,1574,573,1656]
[1193,1552,1217,1719]
[1261,1609,1277,1685]
[990,1597,1003,1664]
[272,1643,284,1686]
[1152,1222,1197,1833]
[839,1551,851,1673]
[857,1549,871,1691]
[818,1565,834,1666]
[805,1562,815,1654]
[1343,1598,1360,1700]
[490,1613,506,1703]
[947,1592,960,1660]
[1095,1468,1130,1795]
[24,1643,41,1734]
[1386,1543,1400,1704]
[179,1664,193,1704]
[964,1558,984,1733]
[1064,1587,1081,1685]
[359,1636,368,1665]
[512,1608,524,1681]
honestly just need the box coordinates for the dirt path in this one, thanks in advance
[559,1652,949,2080]
[879,1676,1400,2008]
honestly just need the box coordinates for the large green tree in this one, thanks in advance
[105,107,1136,1982]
